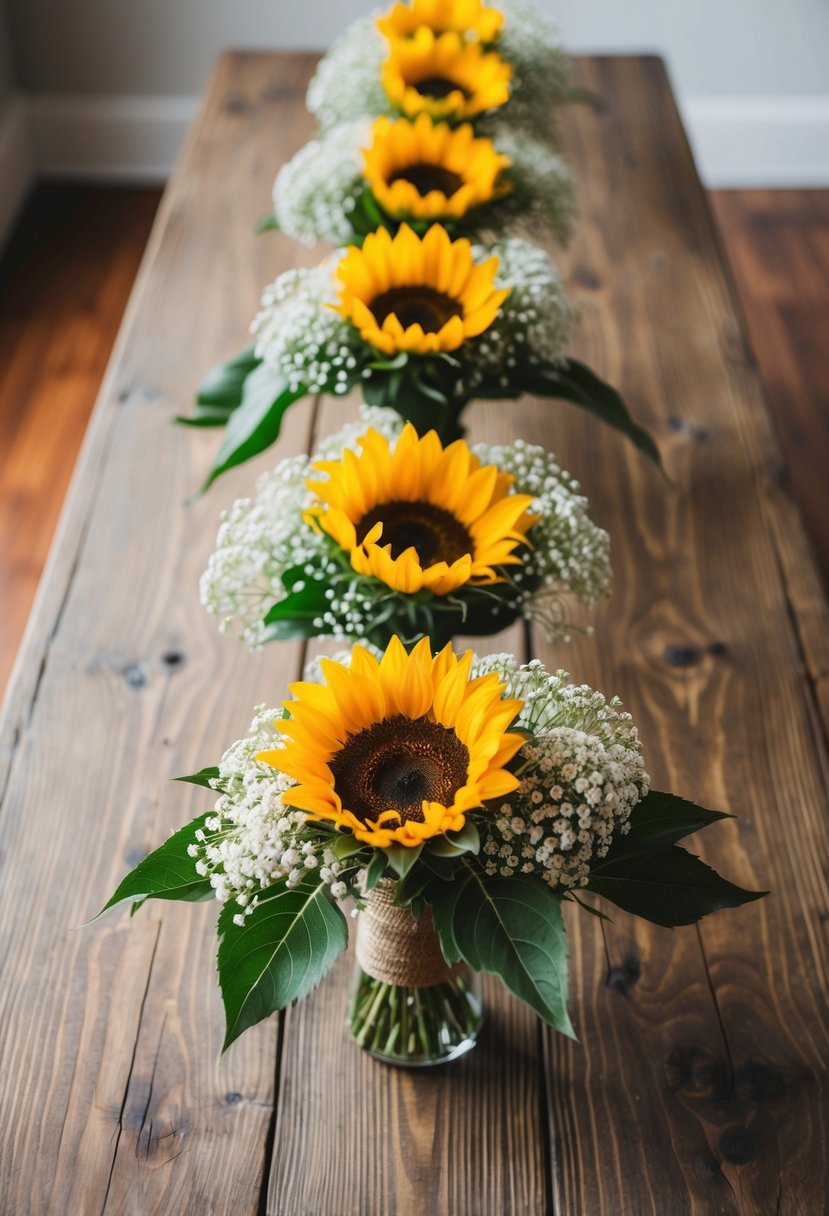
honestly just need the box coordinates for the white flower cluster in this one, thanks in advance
[271,120,576,248]
[273,121,370,247]
[463,237,575,393]
[305,3,570,145]
[201,408,609,645]
[187,705,347,923]
[474,437,610,636]
[251,260,362,395]
[251,238,574,396]
[306,17,388,131]
[493,0,571,143]
[471,658,649,889]
[492,129,577,244]
[200,409,402,647]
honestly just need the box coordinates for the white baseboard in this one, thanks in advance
[6,90,829,196]
[25,94,198,184]
[685,95,829,188]
[0,95,35,247]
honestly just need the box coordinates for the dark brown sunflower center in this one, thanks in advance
[388,162,464,198]
[328,714,470,826]
[357,499,472,565]
[369,286,463,333]
[414,75,468,100]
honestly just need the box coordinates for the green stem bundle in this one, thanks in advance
[347,966,483,1066]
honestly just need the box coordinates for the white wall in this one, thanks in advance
[4,0,829,188]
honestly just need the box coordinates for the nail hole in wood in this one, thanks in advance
[122,662,148,689]
[162,650,186,669]
[664,644,700,668]
[606,955,640,993]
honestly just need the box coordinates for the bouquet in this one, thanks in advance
[185,225,660,491]
[201,408,611,648]
[101,639,763,1065]
[267,114,577,248]
[307,0,575,147]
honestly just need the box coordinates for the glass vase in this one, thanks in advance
[347,879,483,1067]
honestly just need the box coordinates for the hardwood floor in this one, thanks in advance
[0,183,161,696]
[0,183,826,697]
[711,190,829,590]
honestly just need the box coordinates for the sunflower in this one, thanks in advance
[363,114,511,221]
[305,422,536,596]
[333,223,508,356]
[376,0,503,45]
[260,637,525,848]
[382,28,512,123]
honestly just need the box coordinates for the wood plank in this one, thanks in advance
[0,52,322,1215]
[523,57,829,1214]
[268,402,548,1215]
[0,185,160,697]
[1,49,828,1216]
[711,190,829,594]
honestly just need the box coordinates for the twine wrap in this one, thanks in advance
[356,878,463,988]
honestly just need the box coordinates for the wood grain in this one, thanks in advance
[1,50,828,1216]
[0,185,160,698]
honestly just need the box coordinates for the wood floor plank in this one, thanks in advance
[0,52,323,1216]
[0,185,160,698]
[1,49,828,1216]
[523,57,829,1214]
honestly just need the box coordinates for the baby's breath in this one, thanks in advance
[472,658,650,889]
[251,239,574,397]
[189,706,346,922]
[306,2,571,145]
[201,408,609,645]
[273,121,369,247]
[271,120,577,247]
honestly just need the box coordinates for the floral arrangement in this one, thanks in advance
[103,0,767,1077]
[306,0,574,146]
[201,407,611,648]
[184,225,659,492]
[267,114,577,247]
[101,639,763,1063]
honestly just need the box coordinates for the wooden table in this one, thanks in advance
[1,53,827,1215]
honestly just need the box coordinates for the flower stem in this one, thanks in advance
[348,967,482,1064]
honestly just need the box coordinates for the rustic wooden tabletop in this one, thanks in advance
[1,52,827,1215]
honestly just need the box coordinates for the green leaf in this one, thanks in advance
[521,357,664,470]
[193,345,261,409]
[430,862,574,1035]
[259,578,330,642]
[217,874,348,1050]
[332,833,366,861]
[99,814,214,916]
[197,366,309,494]
[587,845,766,927]
[609,790,732,860]
[426,821,480,858]
[256,210,279,234]
[363,850,389,892]
[173,766,220,789]
[383,842,423,879]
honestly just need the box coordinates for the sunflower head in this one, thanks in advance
[305,422,536,596]
[376,0,504,45]
[382,28,512,123]
[363,114,511,222]
[333,223,508,356]
[259,637,525,848]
